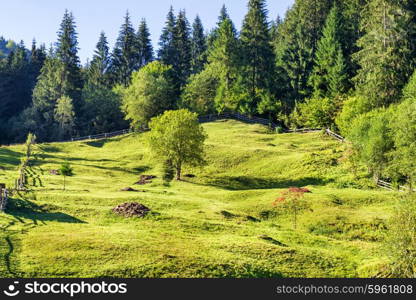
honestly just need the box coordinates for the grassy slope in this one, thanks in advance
[0,120,397,278]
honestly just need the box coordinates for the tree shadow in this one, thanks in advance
[202,176,331,191]
[65,157,114,163]
[84,140,106,148]
[132,166,151,173]
[3,236,16,276]
[0,148,22,167]
[39,145,61,153]
[5,198,86,225]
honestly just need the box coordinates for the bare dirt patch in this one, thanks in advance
[135,175,157,185]
[113,202,150,218]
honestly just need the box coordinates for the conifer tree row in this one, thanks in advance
[3,0,416,149]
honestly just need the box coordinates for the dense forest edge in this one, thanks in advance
[1,0,416,278]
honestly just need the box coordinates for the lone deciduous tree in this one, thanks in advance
[147,109,206,180]
[121,61,175,129]
[59,162,73,190]
[273,187,310,230]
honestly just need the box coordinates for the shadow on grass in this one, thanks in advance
[84,140,106,148]
[6,198,86,225]
[39,145,61,153]
[1,196,85,277]
[82,134,132,148]
[0,148,22,166]
[203,176,331,191]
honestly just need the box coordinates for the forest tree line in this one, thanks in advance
[1,0,416,187]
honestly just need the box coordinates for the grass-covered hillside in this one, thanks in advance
[0,120,397,278]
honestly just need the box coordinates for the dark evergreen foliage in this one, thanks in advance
[240,0,275,114]
[111,11,137,86]
[190,15,207,74]
[136,19,154,69]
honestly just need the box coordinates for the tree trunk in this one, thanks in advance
[176,165,182,181]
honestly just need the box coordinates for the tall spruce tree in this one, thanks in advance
[207,17,240,112]
[0,43,31,120]
[82,32,126,135]
[173,10,192,88]
[55,10,83,112]
[353,0,415,108]
[274,0,334,108]
[207,5,231,52]
[158,7,177,66]
[270,15,283,43]
[31,57,67,140]
[402,0,416,58]
[339,0,367,78]
[29,40,47,87]
[87,32,110,87]
[309,3,348,98]
[111,11,137,86]
[219,4,229,23]
[240,0,275,114]
[136,19,153,69]
[190,15,207,74]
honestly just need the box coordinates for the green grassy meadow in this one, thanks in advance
[0,120,398,278]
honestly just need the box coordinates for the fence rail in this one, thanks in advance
[287,128,322,133]
[4,113,346,146]
[68,128,135,142]
[325,129,346,142]
[0,188,8,211]
[376,179,416,193]
[198,113,277,128]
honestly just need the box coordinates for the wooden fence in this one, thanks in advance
[287,128,321,133]
[0,186,8,211]
[325,129,346,142]
[377,179,416,193]
[3,113,346,146]
[198,113,278,128]
[68,128,135,142]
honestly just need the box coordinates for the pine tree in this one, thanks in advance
[172,10,192,88]
[0,42,31,120]
[270,15,283,43]
[309,3,348,98]
[111,11,137,86]
[88,32,110,87]
[54,95,75,139]
[207,5,231,56]
[219,4,229,23]
[402,0,416,58]
[240,0,275,114]
[82,32,126,135]
[274,0,334,107]
[339,0,367,78]
[29,40,47,85]
[158,7,177,66]
[136,19,153,69]
[31,57,67,140]
[207,18,240,112]
[55,10,83,111]
[353,0,415,107]
[190,15,207,74]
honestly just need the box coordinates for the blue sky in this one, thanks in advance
[0,0,294,64]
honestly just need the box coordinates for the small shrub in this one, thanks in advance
[385,196,416,278]
[273,187,310,229]
[59,162,73,190]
